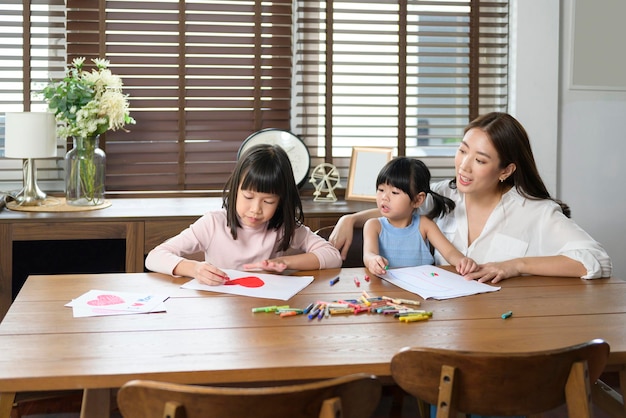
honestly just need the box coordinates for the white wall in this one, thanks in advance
[559,1,626,279]
[513,0,625,278]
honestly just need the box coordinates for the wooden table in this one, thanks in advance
[0,269,625,418]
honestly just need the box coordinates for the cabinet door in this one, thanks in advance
[145,219,204,261]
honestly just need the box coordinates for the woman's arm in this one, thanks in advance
[329,208,379,260]
[464,255,587,284]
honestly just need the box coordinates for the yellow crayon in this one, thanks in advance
[399,314,430,322]
[396,298,421,306]
[329,308,356,315]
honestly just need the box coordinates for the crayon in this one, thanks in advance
[251,305,289,313]
[329,276,340,286]
[501,310,513,319]
[279,310,302,317]
[308,307,320,320]
[399,314,431,322]
[328,308,355,315]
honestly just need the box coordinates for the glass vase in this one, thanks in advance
[65,135,106,206]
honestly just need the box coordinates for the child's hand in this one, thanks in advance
[242,259,288,273]
[193,262,230,286]
[365,255,389,276]
[456,257,478,276]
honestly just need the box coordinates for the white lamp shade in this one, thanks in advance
[5,112,57,159]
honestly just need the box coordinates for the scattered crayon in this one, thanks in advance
[252,305,289,313]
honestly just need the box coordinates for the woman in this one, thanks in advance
[330,112,611,283]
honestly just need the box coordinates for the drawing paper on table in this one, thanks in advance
[381,265,500,300]
[181,269,314,300]
[66,290,169,317]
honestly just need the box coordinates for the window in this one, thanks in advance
[0,0,508,196]
[0,0,66,193]
[295,0,509,180]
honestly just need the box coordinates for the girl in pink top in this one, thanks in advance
[145,144,342,285]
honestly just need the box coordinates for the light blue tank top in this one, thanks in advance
[378,214,434,268]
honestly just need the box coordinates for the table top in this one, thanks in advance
[1,268,625,393]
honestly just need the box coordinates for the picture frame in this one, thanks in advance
[570,0,626,91]
[345,147,393,202]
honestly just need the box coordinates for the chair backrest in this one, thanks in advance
[390,339,610,418]
[117,373,382,418]
[315,225,364,268]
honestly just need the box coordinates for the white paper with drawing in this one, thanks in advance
[67,290,169,317]
[181,269,314,300]
[381,265,500,300]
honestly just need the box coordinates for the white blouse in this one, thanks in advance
[425,180,612,279]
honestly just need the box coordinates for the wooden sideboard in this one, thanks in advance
[0,197,374,320]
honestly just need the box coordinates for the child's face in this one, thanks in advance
[236,186,280,228]
[376,183,421,224]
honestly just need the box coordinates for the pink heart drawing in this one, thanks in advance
[87,294,125,306]
[224,276,264,288]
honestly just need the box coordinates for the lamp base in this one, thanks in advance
[15,158,47,206]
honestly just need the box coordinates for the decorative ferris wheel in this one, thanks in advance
[309,163,341,202]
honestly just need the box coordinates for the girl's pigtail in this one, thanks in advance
[424,191,455,220]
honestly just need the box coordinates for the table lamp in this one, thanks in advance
[4,112,57,206]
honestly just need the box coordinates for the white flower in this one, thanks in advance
[43,57,135,138]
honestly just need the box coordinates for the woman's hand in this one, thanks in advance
[242,259,288,273]
[328,215,356,260]
[464,260,520,283]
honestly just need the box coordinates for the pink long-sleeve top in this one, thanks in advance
[145,209,342,275]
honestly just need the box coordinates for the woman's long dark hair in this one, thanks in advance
[450,112,571,217]
[377,157,455,219]
[222,144,304,251]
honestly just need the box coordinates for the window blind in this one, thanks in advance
[67,0,293,193]
[294,0,509,182]
[1,0,508,196]
[0,0,66,194]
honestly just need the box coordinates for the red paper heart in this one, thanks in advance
[224,276,264,288]
[87,294,125,306]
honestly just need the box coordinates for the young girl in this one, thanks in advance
[363,157,477,276]
[145,144,342,285]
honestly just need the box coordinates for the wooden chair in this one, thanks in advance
[315,225,364,268]
[390,339,610,418]
[116,373,382,418]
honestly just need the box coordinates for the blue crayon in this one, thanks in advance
[329,276,340,286]
[308,307,320,320]
[302,302,315,315]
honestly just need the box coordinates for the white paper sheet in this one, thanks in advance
[181,269,314,301]
[381,265,500,300]
[67,290,169,317]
